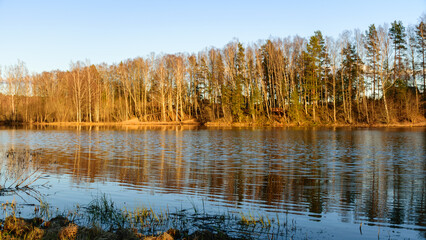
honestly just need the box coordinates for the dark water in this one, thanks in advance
[0,126,425,239]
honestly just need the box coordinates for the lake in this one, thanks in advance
[0,126,425,239]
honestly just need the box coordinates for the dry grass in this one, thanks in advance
[58,223,78,240]
[0,194,291,240]
[205,120,426,128]
[33,118,201,127]
[0,149,46,203]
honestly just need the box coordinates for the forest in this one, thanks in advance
[1,17,425,125]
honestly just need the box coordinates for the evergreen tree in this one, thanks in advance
[416,19,426,94]
[365,24,380,100]
[261,40,275,117]
[341,42,362,122]
[305,31,326,122]
[389,20,407,85]
[232,42,246,122]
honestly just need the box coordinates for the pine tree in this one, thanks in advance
[305,31,326,122]
[365,24,380,101]
[232,42,245,122]
[389,20,407,85]
[416,20,426,94]
[341,42,362,123]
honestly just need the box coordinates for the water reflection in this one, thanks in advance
[0,126,425,235]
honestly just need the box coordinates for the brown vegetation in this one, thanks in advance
[0,216,241,240]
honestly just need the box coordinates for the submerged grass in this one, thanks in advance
[0,149,47,204]
[0,194,308,239]
[0,149,314,239]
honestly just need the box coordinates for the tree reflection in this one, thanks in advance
[0,127,424,230]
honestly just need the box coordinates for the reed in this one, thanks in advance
[0,194,307,239]
[0,149,46,202]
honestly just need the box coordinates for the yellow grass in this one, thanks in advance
[33,118,201,127]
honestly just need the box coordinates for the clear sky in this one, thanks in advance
[0,0,424,73]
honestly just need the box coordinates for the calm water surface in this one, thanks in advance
[0,126,425,239]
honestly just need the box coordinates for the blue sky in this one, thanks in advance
[0,0,424,73]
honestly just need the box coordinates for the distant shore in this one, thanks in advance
[2,119,426,128]
[31,118,201,127]
[205,121,426,128]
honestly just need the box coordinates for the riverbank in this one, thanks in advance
[8,119,426,128]
[31,118,201,127]
[0,216,239,240]
[0,196,284,240]
[204,120,426,128]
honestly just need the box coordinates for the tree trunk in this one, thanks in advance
[333,73,336,123]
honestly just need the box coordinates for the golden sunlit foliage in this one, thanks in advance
[1,17,425,125]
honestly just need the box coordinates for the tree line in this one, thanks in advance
[1,16,425,125]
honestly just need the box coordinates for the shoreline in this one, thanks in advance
[2,121,425,128]
[0,216,237,240]
[0,195,286,240]
[33,121,201,127]
[29,118,201,127]
[205,121,426,128]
